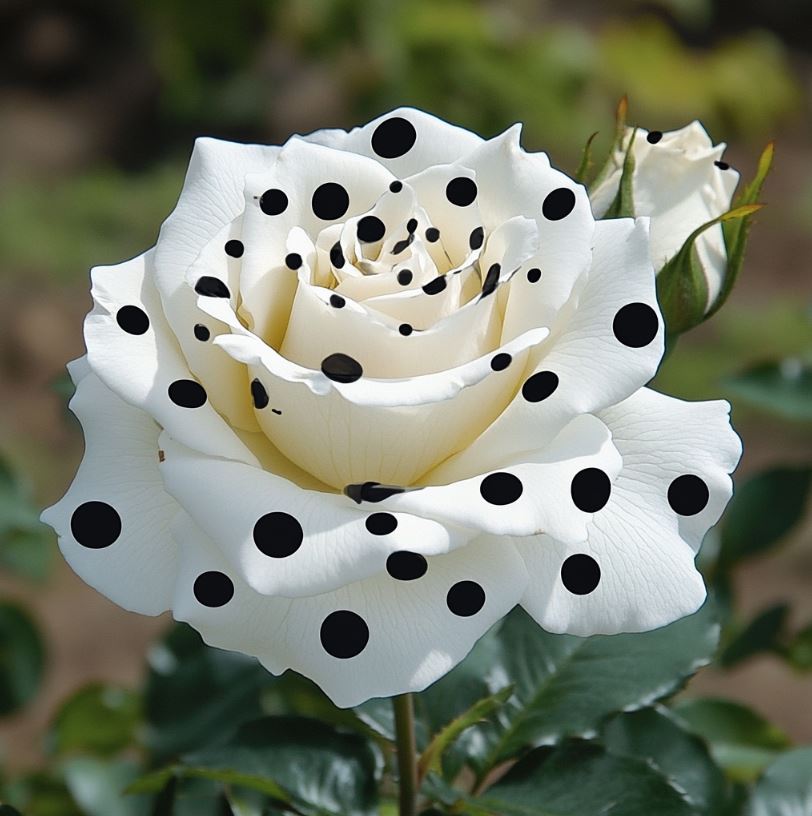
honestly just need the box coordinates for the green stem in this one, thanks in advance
[393,693,418,816]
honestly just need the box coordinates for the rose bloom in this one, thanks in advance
[42,108,740,707]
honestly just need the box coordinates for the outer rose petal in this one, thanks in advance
[170,512,527,708]
[590,122,739,309]
[40,371,180,616]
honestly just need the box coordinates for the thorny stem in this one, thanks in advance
[392,693,418,816]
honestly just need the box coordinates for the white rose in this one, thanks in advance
[41,108,740,707]
[590,121,740,310]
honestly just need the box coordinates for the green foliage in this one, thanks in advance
[0,602,45,716]
[724,359,812,422]
[748,747,812,816]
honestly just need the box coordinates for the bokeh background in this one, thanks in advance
[1,0,810,786]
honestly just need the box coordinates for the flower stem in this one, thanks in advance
[393,693,418,816]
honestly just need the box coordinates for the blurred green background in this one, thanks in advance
[1,0,810,785]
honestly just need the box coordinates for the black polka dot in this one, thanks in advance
[490,353,511,371]
[542,188,576,221]
[251,378,269,409]
[714,160,730,170]
[195,277,230,298]
[613,303,659,348]
[406,218,418,233]
[527,267,541,283]
[193,571,234,607]
[398,323,413,336]
[447,581,486,616]
[224,239,244,258]
[561,554,600,595]
[116,305,149,335]
[571,468,611,512]
[260,189,288,215]
[446,177,477,207]
[393,236,413,254]
[321,353,363,383]
[371,116,417,159]
[193,323,210,342]
[469,226,484,250]
[344,481,407,503]
[425,227,440,243]
[329,294,345,309]
[647,130,663,144]
[330,242,345,269]
[481,263,500,297]
[168,379,207,408]
[366,512,398,536]
[70,501,121,549]
[320,610,369,658]
[312,182,350,220]
[389,180,403,193]
[422,276,447,295]
[397,269,413,286]
[668,475,709,516]
[386,551,428,581]
[357,215,386,242]
[285,253,302,270]
[253,511,303,558]
[480,472,523,505]
[522,371,558,402]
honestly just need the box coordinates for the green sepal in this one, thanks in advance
[590,95,629,192]
[574,131,599,185]
[602,126,637,219]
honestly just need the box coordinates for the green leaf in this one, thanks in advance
[62,758,150,816]
[602,707,729,814]
[718,467,812,569]
[748,747,812,816]
[1,771,83,816]
[787,621,812,670]
[0,601,45,716]
[720,605,790,667]
[602,126,637,218]
[0,807,24,816]
[469,739,694,815]
[724,359,812,422]
[181,716,382,816]
[673,698,790,782]
[51,684,141,756]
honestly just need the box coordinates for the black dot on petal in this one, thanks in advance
[251,378,269,409]
[389,180,403,193]
[285,253,303,270]
[329,294,346,309]
[422,276,447,295]
[398,323,413,336]
[330,242,345,269]
[714,160,730,170]
[446,177,477,207]
[371,116,417,159]
[406,217,418,233]
[469,226,484,250]
[668,475,710,516]
[195,276,230,298]
[527,267,541,283]
[312,182,350,221]
[647,130,663,144]
[259,188,288,216]
[70,501,121,549]
[542,188,576,221]
[480,472,523,505]
[193,323,210,341]
[193,571,234,607]
[397,269,413,286]
[571,468,611,513]
[561,554,601,595]
[386,551,428,581]
[357,215,386,243]
[481,263,500,297]
[224,239,244,258]
[253,511,303,558]
[522,370,559,402]
[320,610,369,658]
[321,352,363,383]
[447,580,486,616]
[490,352,511,371]
[116,305,149,335]
[366,512,398,536]
[425,227,440,243]
[168,379,207,408]
[612,303,659,348]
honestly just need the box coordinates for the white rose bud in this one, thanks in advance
[590,122,740,311]
[41,108,741,707]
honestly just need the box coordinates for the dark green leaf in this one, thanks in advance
[787,621,812,670]
[1,771,83,816]
[724,359,812,422]
[673,698,790,782]
[719,467,811,569]
[182,716,382,816]
[720,605,790,667]
[0,807,24,816]
[0,601,46,716]
[748,747,812,816]
[602,707,729,814]
[62,758,151,816]
[51,684,141,756]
